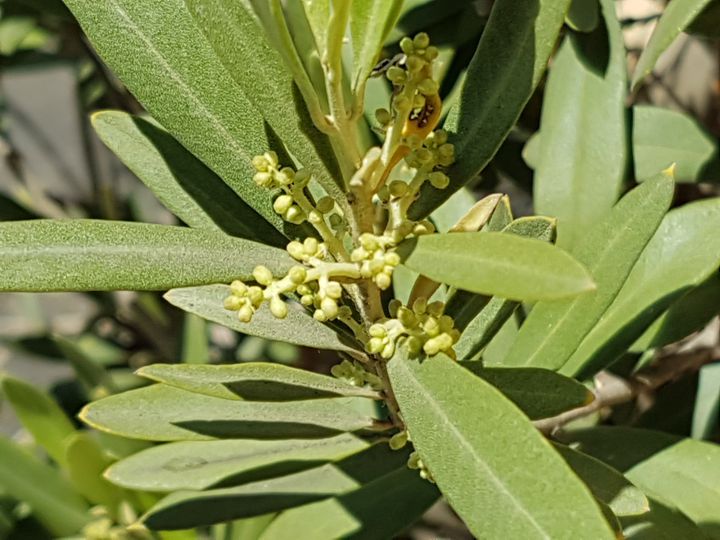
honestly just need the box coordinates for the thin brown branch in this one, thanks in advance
[535,346,720,435]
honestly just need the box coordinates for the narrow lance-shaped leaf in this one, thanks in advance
[0,220,293,292]
[553,444,649,517]
[503,172,674,369]
[0,376,76,467]
[566,0,600,32]
[387,352,614,538]
[453,216,556,359]
[631,272,720,352]
[140,444,410,530]
[569,427,720,533]
[0,436,89,537]
[562,197,720,377]
[164,285,362,354]
[692,363,720,440]
[138,363,379,401]
[62,0,285,231]
[459,364,594,420]
[80,384,379,441]
[397,231,595,302]
[259,466,438,540]
[410,0,572,219]
[633,105,720,183]
[105,434,370,491]
[185,0,345,201]
[534,0,627,250]
[92,111,284,244]
[65,432,123,510]
[349,1,403,93]
[632,0,714,89]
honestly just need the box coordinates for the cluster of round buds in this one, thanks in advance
[287,237,326,263]
[366,298,460,359]
[350,233,400,290]
[252,152,311,225]
[223,265,290,322]
[301,277,344,322]
[331,359,383,391]
[405,129,455,189]
[386,33,440,113]
[408,451,435,483]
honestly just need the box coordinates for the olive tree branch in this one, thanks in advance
[535,345,720,435]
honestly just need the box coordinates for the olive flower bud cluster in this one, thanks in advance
[386,32,440,115]
[252,152,312,225]
[224,236,361,325]
[350,233,401,290]
[366,297,460,360]
[405,129,455,190]
[223,265,296,322]
[408,451,435,483]
[330,359,383,391]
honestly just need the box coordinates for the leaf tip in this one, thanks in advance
[662,162,677,179]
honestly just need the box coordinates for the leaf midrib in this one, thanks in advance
[107,0,252,164]
[399,361,550,538]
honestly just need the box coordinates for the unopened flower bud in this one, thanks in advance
[313,309,328,322]
[287,241,305,260]
[393,95,411,111]
[359,233,379,251]
[325,281,342,299]
[321,297,338,319]
[276,167,294,185]
[399,37,414,54]
[418,78,439,96]
[273,194,294,214]
[375,272,392,290]
[308,210,323,224]
[386,66,407,85]
[369,323,386,338]
[224,295,243,310]
[397,307,416,328]
[412,94,426,109]
[285,205,305,224]
[413,32,430,49]
[406,336,423,356]
[288,266,307,284]
[414,148,433,164]
[301,294,314,306]
[389,180,408,198]
[237,305,254,323]
[381,341,396,359]
[389,431,408,450]
[375,108,391,125]
[270,296,288,319]
[253,265,273,286]
[367,337,385,354]
[388,299,402,317]
[412,297,427,315]
[252,155,270,171]
[423,316,440,337]
[428,171,449,189]
[303,237,319,255]
[384,252,401,266]
[253,171,273,187]
[405,55,424,73]
[427,301,445,317]
[247,286,264,306]
[264,151,278,167]
[230,280,247,296]
[425,45,439,61]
